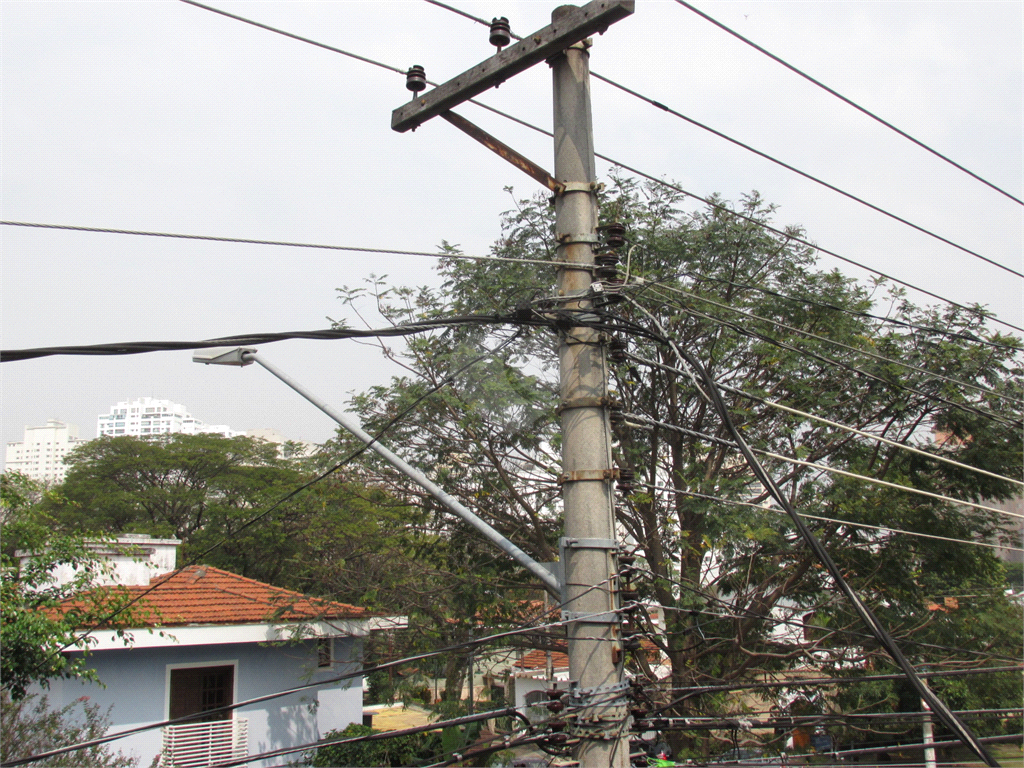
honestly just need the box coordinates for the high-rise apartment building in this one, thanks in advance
[5,420,90,484]
[97,397,242,439]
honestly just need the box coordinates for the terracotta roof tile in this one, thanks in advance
[61,566,370,628]
[516,648,569,670]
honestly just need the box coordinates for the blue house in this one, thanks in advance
[41,536,403,768]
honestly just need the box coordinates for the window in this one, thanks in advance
[317,638,332,668]
[169,665,234,722]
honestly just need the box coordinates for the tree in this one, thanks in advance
[42,433,313,586]
[328,178,1023,753]
[0,472,151,701]
[309,722,439,767]
[0,691,138,768]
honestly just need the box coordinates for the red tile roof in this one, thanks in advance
[515,637,662,670]
[62,566,370,628]
[516,648,569,670]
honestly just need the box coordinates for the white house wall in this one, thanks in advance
[43,637,364,768]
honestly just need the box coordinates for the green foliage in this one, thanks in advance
[0,691,138,767]
[366,670,396,706]
[1004,561,1023,591]
[309,722,438,767]
[330,177,1023,744]
[1,472,153,700]
[49,432,293,529]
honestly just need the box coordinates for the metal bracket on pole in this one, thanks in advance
[557,470,618,484]
[564,680,632,738]
[561,537,620,550]
[556,233,602,246]
[557,181,605,195]
[567,680,631,705]
[557,396,620,413]
[561,610,619,623]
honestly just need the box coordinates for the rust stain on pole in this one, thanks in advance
[441,111,564,193]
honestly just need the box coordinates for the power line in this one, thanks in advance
[599,163,1023,335]
[0,220,577,270]
[631,414,1024,521]
[628,350,1024,489]
[180,0,406,74]
[178,0,1024,336]
[635,567,1023,665]
[643,483,1024,554]
[3,605,626,767]
[625,297,1000,766]
[649,281,1022,405]
[588,73,1023,279]
[656,267,1022,353]
[671,0,1024,207]
[422,0,1024,215]
[4,333,526,698]
[0,315,546,363]
[638,294,1023,428]
[647,648,1021,702]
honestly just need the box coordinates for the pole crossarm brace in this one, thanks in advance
[391,0,634,133]
[441,111,563,192]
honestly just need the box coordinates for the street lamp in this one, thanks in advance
[192,347,561,595]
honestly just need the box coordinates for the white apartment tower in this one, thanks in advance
[97,397,242,439]
[5,420,90,484]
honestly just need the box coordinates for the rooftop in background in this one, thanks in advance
[90,565,371,627]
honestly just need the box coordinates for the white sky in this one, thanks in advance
[2,0,1022,455]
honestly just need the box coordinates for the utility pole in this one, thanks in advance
[388,4,634,763]
[550,12,629,766]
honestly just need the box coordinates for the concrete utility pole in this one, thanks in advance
[389,4,634,763]
[550,12,629,767]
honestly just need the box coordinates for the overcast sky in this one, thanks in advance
[3,0,1021,458]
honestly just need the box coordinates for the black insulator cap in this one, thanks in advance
[595,264,619,282]
[603,222,627,249]
[547,688,565,699]
[595,252,619,267]
[406,65,427,93]
[608,337,628,364]
[489,17,512,49]
[620,589,639,602]
[546,699,565,713]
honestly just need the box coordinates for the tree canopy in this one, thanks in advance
[0,473,150,701]
[327,177,1023,754]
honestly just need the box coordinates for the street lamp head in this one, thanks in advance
[191,347,256,367]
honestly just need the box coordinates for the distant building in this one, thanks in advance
[246,428,318,459]
[97,397,243,439]
[4,419,89,484]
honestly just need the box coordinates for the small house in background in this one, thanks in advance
[38,535,405,768]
